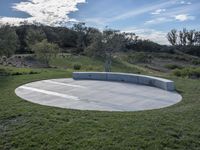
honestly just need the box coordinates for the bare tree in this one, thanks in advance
[182,28,188,46]
[167,29,178,46]
[187,30,196,46]
[179,28,188,46]
[194,31,200,46]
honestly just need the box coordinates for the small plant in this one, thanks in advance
[73,64,81,70]
[173,69,182,77]
[29,71,39,74]
[11,72,23,76]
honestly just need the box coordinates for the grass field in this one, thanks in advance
[0,56,200,149]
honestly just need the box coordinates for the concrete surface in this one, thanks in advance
[15,78,182,112]
[73,72,175,91]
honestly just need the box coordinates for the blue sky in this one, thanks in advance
[0,0,199,44]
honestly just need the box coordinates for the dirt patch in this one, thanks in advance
[1,55,48,68]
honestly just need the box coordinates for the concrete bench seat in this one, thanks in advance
[73,72,175,91]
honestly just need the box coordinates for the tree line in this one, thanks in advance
[0,24,200,64]
[0,23,165,56]
[0,23,165,70]
[167,28,200,46]
[167,29,200,56]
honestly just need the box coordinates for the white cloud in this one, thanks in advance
[82,0,178,26]
[145,17,173,25]
[0,0,86,26]
[145,14,195,25]
[151,9,166,15]
[180,1,192,5]
[122,27,169,45]
[105,1,178,22]
[174,14,195,21]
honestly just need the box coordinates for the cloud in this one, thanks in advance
[122,27,169,45]
[174,14,195,21]
[145,2,198,26]
[145,17,173,25]
[0,0,86,26]
[101,0,178,23]
[151,9,166,15]
[145,13,195,25]
[82,0,179,27]
[180,1,192,5]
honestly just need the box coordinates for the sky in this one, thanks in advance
[0,0,199,45]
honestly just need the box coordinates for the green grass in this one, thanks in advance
[50,55,142,74]
[50,55,104,71]
[0,57,200,149]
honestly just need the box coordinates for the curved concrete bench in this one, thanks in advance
[73,72,175,91]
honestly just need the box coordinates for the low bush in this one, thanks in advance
[192,59,200,65]
[0,68,9,76]
[173,67,200,79]
[73,64,82,70]
[127,52,152,64]
[164,64,183,70]
[0,67,40,76]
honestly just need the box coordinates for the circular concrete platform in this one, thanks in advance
[15,78,182,112]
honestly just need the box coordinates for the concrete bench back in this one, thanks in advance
[73,72,175,91]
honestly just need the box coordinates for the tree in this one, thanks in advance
[84,29,103,57]
[167,29,178,46]
[72,23,88,53]
[25,28,46,50]
[31,40,60,66]
[187,30,196,46]
[0,25,19,57]
[102,29,126,72]
[124,32,138,46]
[179,29,188,46]
[195,31,200,46]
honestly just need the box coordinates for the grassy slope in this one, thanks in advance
[0,56,200,150]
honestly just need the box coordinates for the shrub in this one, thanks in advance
[127,52,151,64]
[0,68,9,76]
[192,60,200,65]
[11,72,23,76]
[29,71,39,74]
[73,64,81,70]
[173,69,182,77]
[164,64,183,70]
[0,67,40,76]
[173,67,200,79]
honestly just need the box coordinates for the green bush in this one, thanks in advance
[164,64,183,70]
[0,67,40,76]
[127,52,151,64]
[11,72,23,76]
[0,68,9,76]
[29,71,39,74]
[173,69,182,77]
[173,67,200,79]
[192,59,200,65]
[73,64,82,70]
